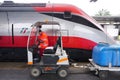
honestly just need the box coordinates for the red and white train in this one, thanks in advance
[0,1,115,61]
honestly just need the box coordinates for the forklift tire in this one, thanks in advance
[30,66,42,78]
[57,67,69,78]
[98,70,108,80]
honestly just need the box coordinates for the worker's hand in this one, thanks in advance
[38,45,41,48]
[40,40,44,43]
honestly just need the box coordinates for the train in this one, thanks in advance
[0,1,115,61]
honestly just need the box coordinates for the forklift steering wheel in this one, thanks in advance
[31,39,43,50]
[36,39,43,47]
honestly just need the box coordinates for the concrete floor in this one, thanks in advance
[0,62,119,80]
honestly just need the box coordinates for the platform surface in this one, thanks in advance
[0,62,119,80]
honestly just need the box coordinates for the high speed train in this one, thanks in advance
[0,1,115,61]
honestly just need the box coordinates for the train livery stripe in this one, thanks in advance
[33,4,103,31]
[0,36,96,50]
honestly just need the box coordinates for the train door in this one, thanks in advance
[8,12,37,47]
[0,12,11,45]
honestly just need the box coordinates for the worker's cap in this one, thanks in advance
[34,22,42,28]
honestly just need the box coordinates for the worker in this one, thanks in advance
[37,25,49,56]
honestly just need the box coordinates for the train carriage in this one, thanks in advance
[0,1,115,61]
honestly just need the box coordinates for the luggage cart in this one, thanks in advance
[88,59,120,80]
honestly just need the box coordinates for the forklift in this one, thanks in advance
[27,21,70,78]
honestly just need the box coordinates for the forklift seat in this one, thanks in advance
[44,36,61,54]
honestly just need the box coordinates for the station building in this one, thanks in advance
[93,16,120,41]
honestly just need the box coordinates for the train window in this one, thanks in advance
[64,11,72,18]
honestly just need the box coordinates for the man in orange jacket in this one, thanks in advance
[38,26,49,56]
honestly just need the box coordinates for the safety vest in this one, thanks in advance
[38,32,48,49]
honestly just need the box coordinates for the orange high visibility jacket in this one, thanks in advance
[38,32,48,49]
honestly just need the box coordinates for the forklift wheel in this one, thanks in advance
[98,70,108,80]
[30,66,42,78]
[57,67,69,78]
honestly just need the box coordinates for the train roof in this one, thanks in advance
[0,1,103,31]
[0,1,46,7]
